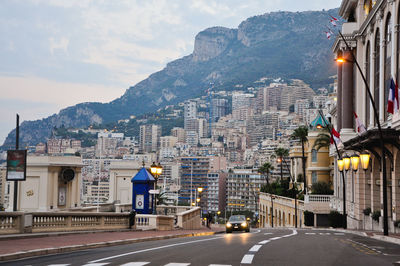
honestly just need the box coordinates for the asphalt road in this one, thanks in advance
[3,228,400,266]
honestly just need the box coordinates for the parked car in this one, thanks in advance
[226,215,250,233]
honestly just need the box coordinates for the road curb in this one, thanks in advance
[0,231,223,262]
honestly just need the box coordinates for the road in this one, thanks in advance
[2,228,400,266]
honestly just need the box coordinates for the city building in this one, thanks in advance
[332,0,400,232]
[211,98,229,122]
[206,172,227,212]
[139,124,161,153]
[5,155,83,211]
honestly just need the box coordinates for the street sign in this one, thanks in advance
[149,189,160,194]
[6,150,27,181]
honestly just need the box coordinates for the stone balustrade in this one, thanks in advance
[304,195,333,213]
[0,212,131,234]
[176,207,201,230]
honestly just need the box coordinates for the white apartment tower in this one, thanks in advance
[139,124,161,153]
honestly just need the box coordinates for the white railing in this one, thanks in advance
[304,195,333,203]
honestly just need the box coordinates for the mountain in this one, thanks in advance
[2,8,338,148]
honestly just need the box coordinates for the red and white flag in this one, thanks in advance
[330,19,337,27]
[387,78,399,114]
[324,31,332,39]
[330,15,338,21]
[330,127,341,145]
[353,112,367,134]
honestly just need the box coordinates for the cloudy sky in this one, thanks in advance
[0,0,341,144]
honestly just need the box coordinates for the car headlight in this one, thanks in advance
[241,222,247,227]
[226,223,232,227]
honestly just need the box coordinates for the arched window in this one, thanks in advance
[311,149,317,162]
[365,41,371,126]
[384,14,392,121]
[374,28,380,124]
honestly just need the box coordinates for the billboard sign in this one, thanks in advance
[6,150,27,181]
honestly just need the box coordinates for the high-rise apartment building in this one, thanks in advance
[139,124,161,153]
[211,98,228,122]
[179,157,210,208]
[207,172,227,212]
[184,100,197,130]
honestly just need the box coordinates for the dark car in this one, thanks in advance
[226,215,250,233]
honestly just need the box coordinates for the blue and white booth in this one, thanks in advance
[131,167,155,214]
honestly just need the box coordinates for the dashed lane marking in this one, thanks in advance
[120,263,150,266]
[241,254,254,264]
[334,233,345,235]
[249,245,262,252]
[305,233,316,235]
[258,240,270,244]
[164,263,190,266]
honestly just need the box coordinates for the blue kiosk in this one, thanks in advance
[131,167,155,214]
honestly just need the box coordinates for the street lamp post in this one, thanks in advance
[150,162,163,215]
[336,31,388,235]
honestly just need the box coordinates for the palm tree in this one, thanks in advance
[291,126,308,194]
[275,147,289,182]
[313,130,331,151]
[258,162,274,184]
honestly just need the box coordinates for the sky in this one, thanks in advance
[0,0,342,144]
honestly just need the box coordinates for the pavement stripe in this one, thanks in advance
[270,237,281,240]
[82,262,110,266]
[164,262,190,266]
[259,240,270,244]
[334,233,345,235]
[120,263,150,266]
[241,254,254,264]
[249,245,262,252]
[89,236,224,263]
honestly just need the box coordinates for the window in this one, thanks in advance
[384,14,392,121]
[374,28,380,124]
[312,172,317,184]
[311,149,317,162]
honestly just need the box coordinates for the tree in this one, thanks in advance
[258,162,274,184]
[311,181,333,195]
[291,126,308,193]
[274,147,289,182]
[313,128,330,151]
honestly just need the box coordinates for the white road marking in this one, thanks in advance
[249,245,262,252]
[164,262,190,266]
[120,263,150,266]
[82,264,109,266]
[305,233,316,235]
[241,254,254,264]
[259,240,270,244]
[89,236,225,263]
[270,237,281,240]
[264,233,273,235]
[334,233,345,235]
[251,229,261,234]
[319,233,330,235]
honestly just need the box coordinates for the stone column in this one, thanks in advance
[341,49,354,131]
[337,60,343,131]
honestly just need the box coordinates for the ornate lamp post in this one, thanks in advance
[150,162,163,215]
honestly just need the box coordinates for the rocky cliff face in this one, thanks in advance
[2,8,339,148]
[192,27,238,62]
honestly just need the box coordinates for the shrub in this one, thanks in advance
[304,210,314,226]
[328,210,343,228]
[372,210,381,222]
[363,207,371,216]
[311,181,333,195]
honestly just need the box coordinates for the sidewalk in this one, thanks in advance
[0,225,225,262]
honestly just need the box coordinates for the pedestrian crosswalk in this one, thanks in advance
[44,263,234,266]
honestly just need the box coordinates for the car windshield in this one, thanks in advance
[229,215,246,222]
